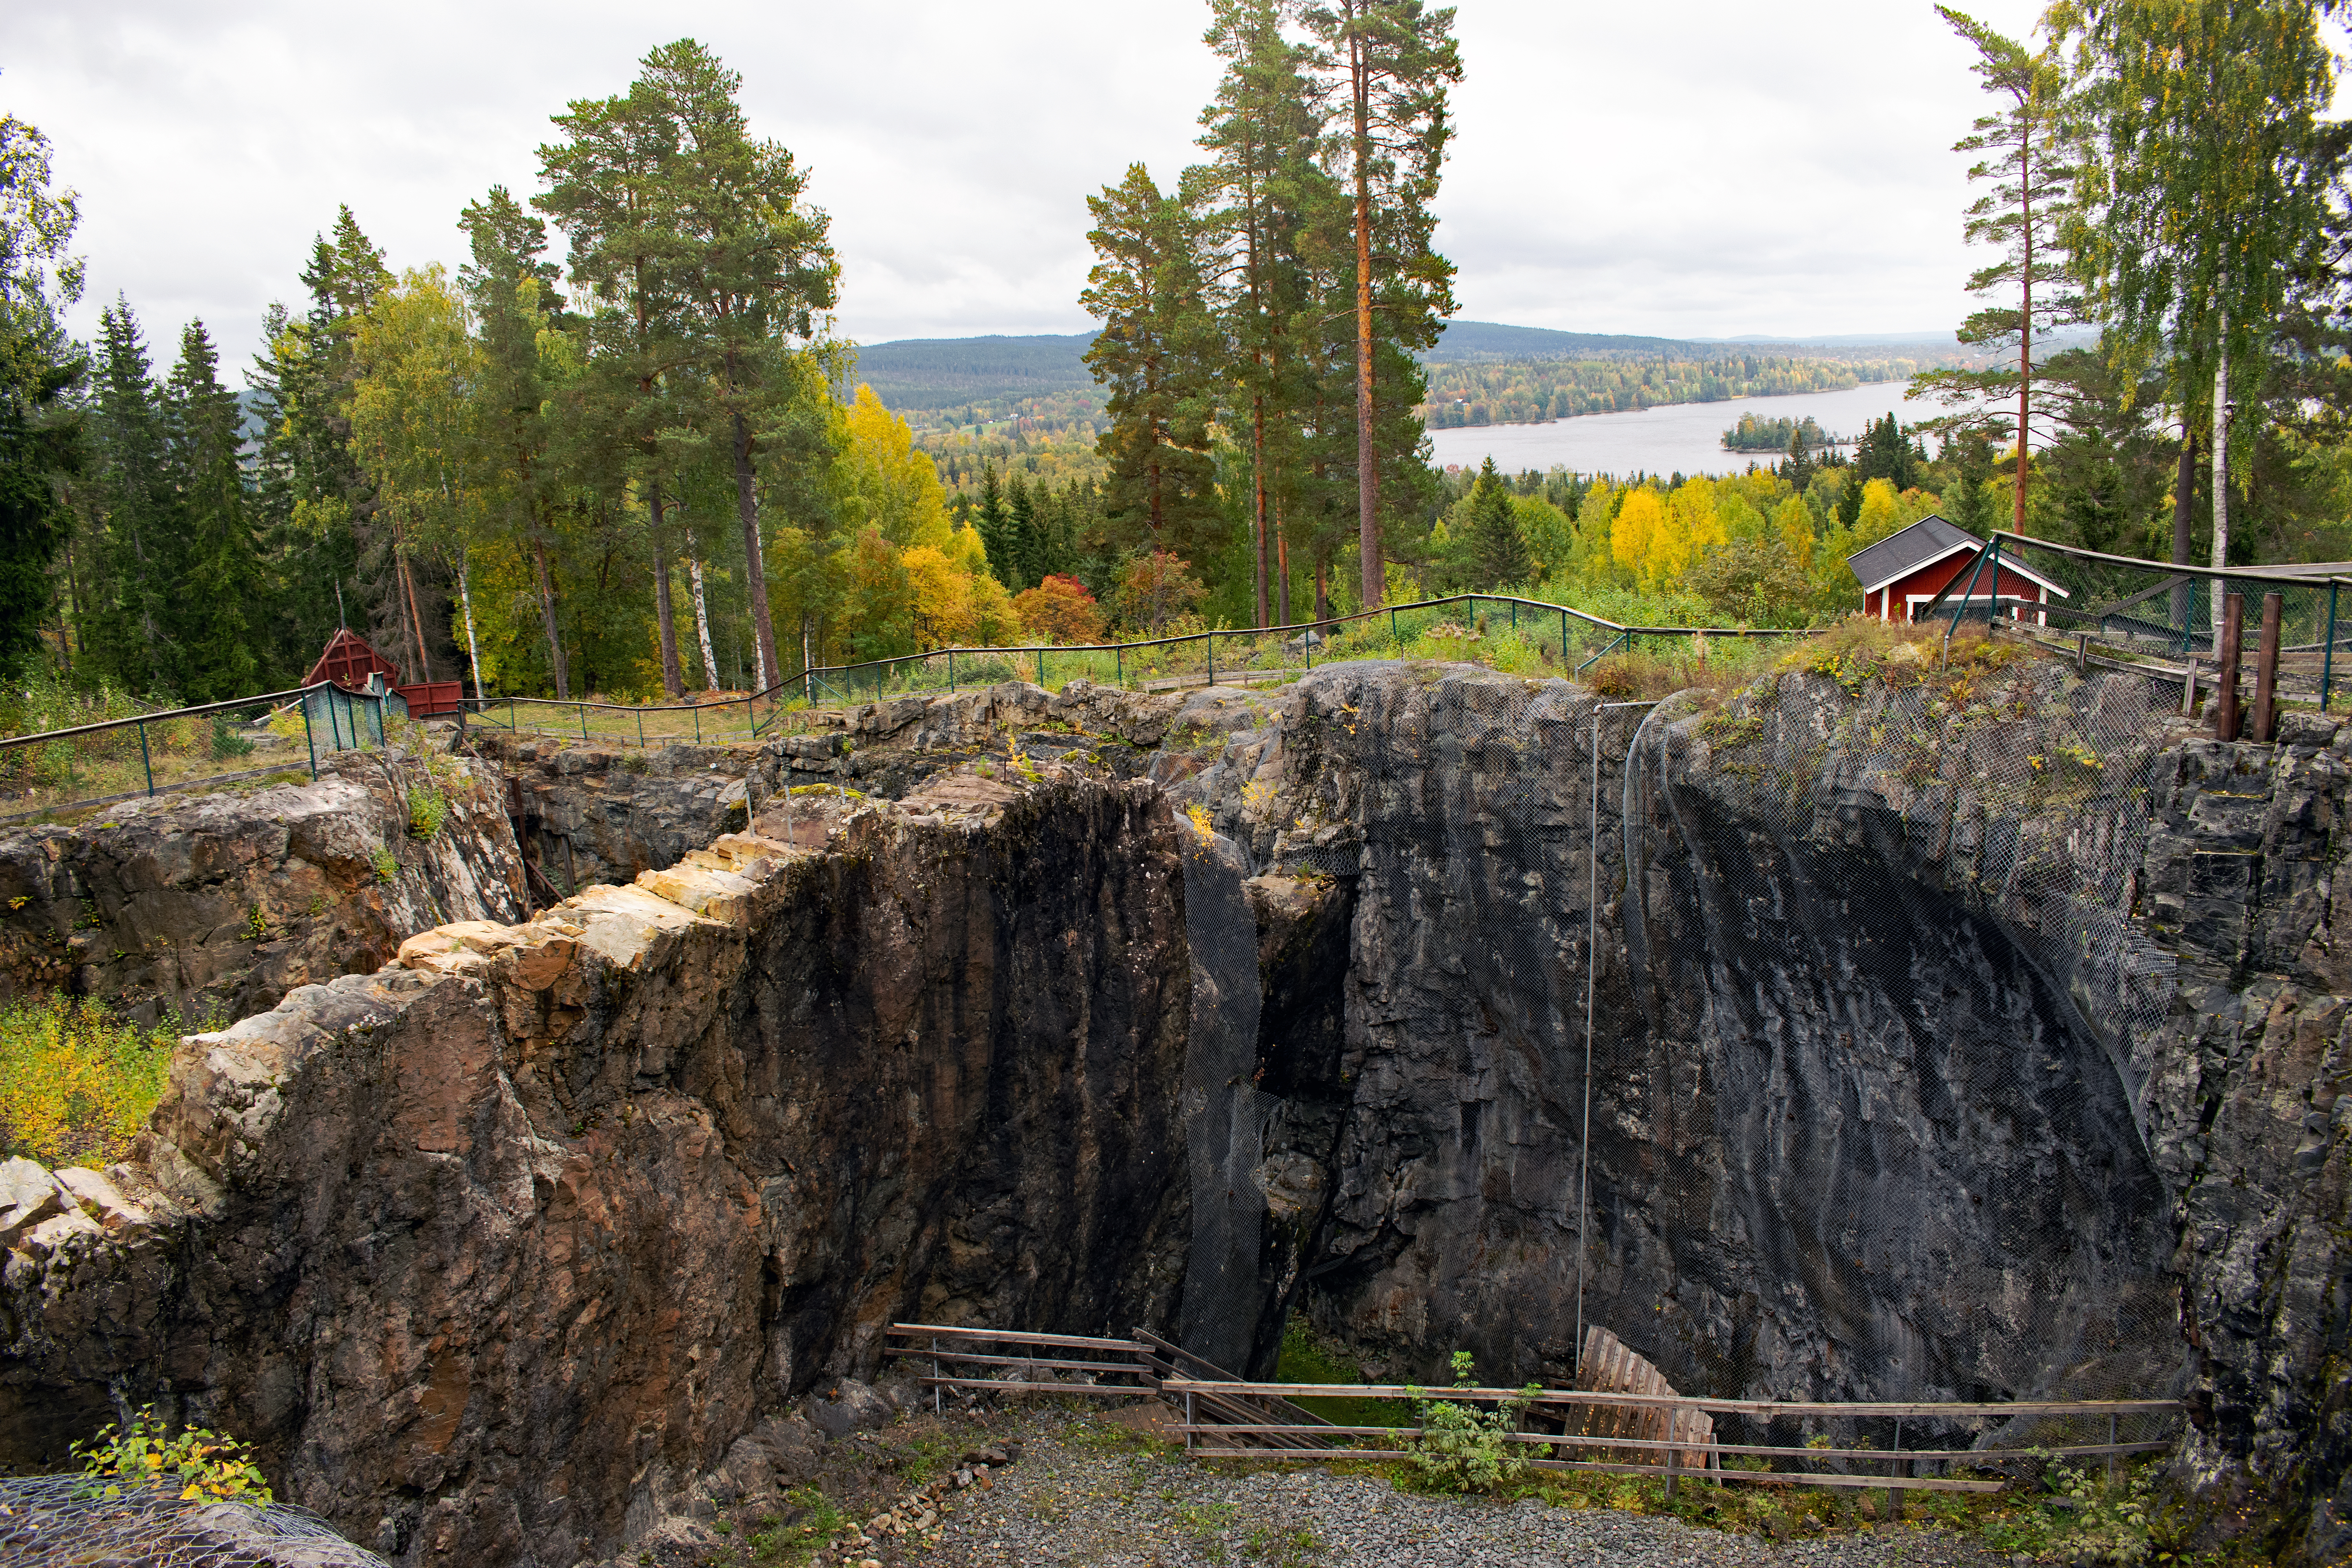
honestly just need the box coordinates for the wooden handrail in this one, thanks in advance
[1156,1378,2183,1420]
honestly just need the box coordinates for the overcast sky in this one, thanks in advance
[0,0,2247,380]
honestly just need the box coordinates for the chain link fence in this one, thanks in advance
[1175,622,2193,1462]
[0,1476,387,1567]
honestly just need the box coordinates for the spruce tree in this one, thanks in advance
[81,300,175,693]
[161,321,260,700]
[1463,456,1530,590]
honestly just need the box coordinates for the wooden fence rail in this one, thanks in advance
[882,1326,2182,1499]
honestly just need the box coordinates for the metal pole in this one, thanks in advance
[2216,594,2244,740]
[1575,701,1601,1375]
[1116,646,1123,688]
[303,697,317,780]
[934,1338,942,1416]
[2108,1413,2118,1488]
[1889,1416,1902,1523]
[637,710,645,750]
[1562,609,1569,664]
[579,704,589,745]
[693,703,701,744]
[2254,590,2283,743]
[949,649,956,693]
[1038,648,1046,687]
[1390,607,1398,650]
[1665,1421,1679,1501]
[2326,583,2340,713]
[138,720,153,797]
[1207,634,1215,687]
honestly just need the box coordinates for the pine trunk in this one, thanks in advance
[533,535,568,700]
[649,481,683,699]
[1253,392,1270,629]
[1351,29,1381,612]
[2015,129,2032,537]
[733,410,782,690]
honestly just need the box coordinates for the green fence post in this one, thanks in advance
[373,695,386,749]
[949,650,956,693]
[637,709,645,749]
[1561,609,1569,663]
[579,704,589,744]
[2326,583,2341,713]
[1390,607,1399,649]
[1040,649,1048,689]
[693,703,701,744]
[303,697,318,780]
[1116,646,1123,688]
[1510,600,1518,630]
[1207,634,1216,687]
[138,719,154,797]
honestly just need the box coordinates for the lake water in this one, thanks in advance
[1425,380,1943,478]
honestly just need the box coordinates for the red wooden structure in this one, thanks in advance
[304,630,466,719]
[1847,515,2068,625]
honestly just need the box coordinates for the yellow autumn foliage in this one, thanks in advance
[0,995,177,1165]
[844,384,954,551]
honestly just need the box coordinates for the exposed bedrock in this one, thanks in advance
[1,762,1189,1565]
[0,753,526,1026]
[4,661,2349,1562]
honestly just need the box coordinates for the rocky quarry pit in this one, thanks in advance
[1,654,2347,1564]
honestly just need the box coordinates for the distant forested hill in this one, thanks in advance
[1421,320,1706,360]
[849,333,1097,412]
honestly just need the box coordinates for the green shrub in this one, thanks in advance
[75,1406,272,1504]
[1405,1351,1539,1494]
[405,783,448,839]
[369,845,399,884]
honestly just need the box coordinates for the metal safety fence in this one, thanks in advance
[1927,530,2352,714]
[793,592,1808,707]
[0,681,405,825]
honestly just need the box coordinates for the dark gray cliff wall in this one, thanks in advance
[1158,659,2350,1562]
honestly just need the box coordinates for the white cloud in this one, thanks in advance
[0,0,2154,379]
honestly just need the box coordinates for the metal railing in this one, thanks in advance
[0,681,403,824]
[1931,532,2352,711]
[789,592,1808,708]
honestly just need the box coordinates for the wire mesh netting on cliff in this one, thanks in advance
[1178,650,2198,1452]
[0,1476,390,1566]
[1619,638,2188,1434]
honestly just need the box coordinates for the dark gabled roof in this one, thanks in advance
[1845,515,1982,594]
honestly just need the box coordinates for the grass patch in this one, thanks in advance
[0,994,177,1165]
[1275,1318,1413,1428]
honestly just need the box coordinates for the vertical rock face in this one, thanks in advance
[0,758,525,1026]
[0,767,1189,1566]
[1150,661,2347,1557]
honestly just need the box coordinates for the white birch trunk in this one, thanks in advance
[688,556,719,693]
[457,556,484,703]
[2212,311,2231,641]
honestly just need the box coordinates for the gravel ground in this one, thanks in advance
[907,1409,2017,1568]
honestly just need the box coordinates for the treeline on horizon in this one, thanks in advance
[1419,353,1952,430]
[7,2,2352,723]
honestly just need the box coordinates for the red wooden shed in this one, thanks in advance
[1846,515,2067,625]
[303,630,465,719]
